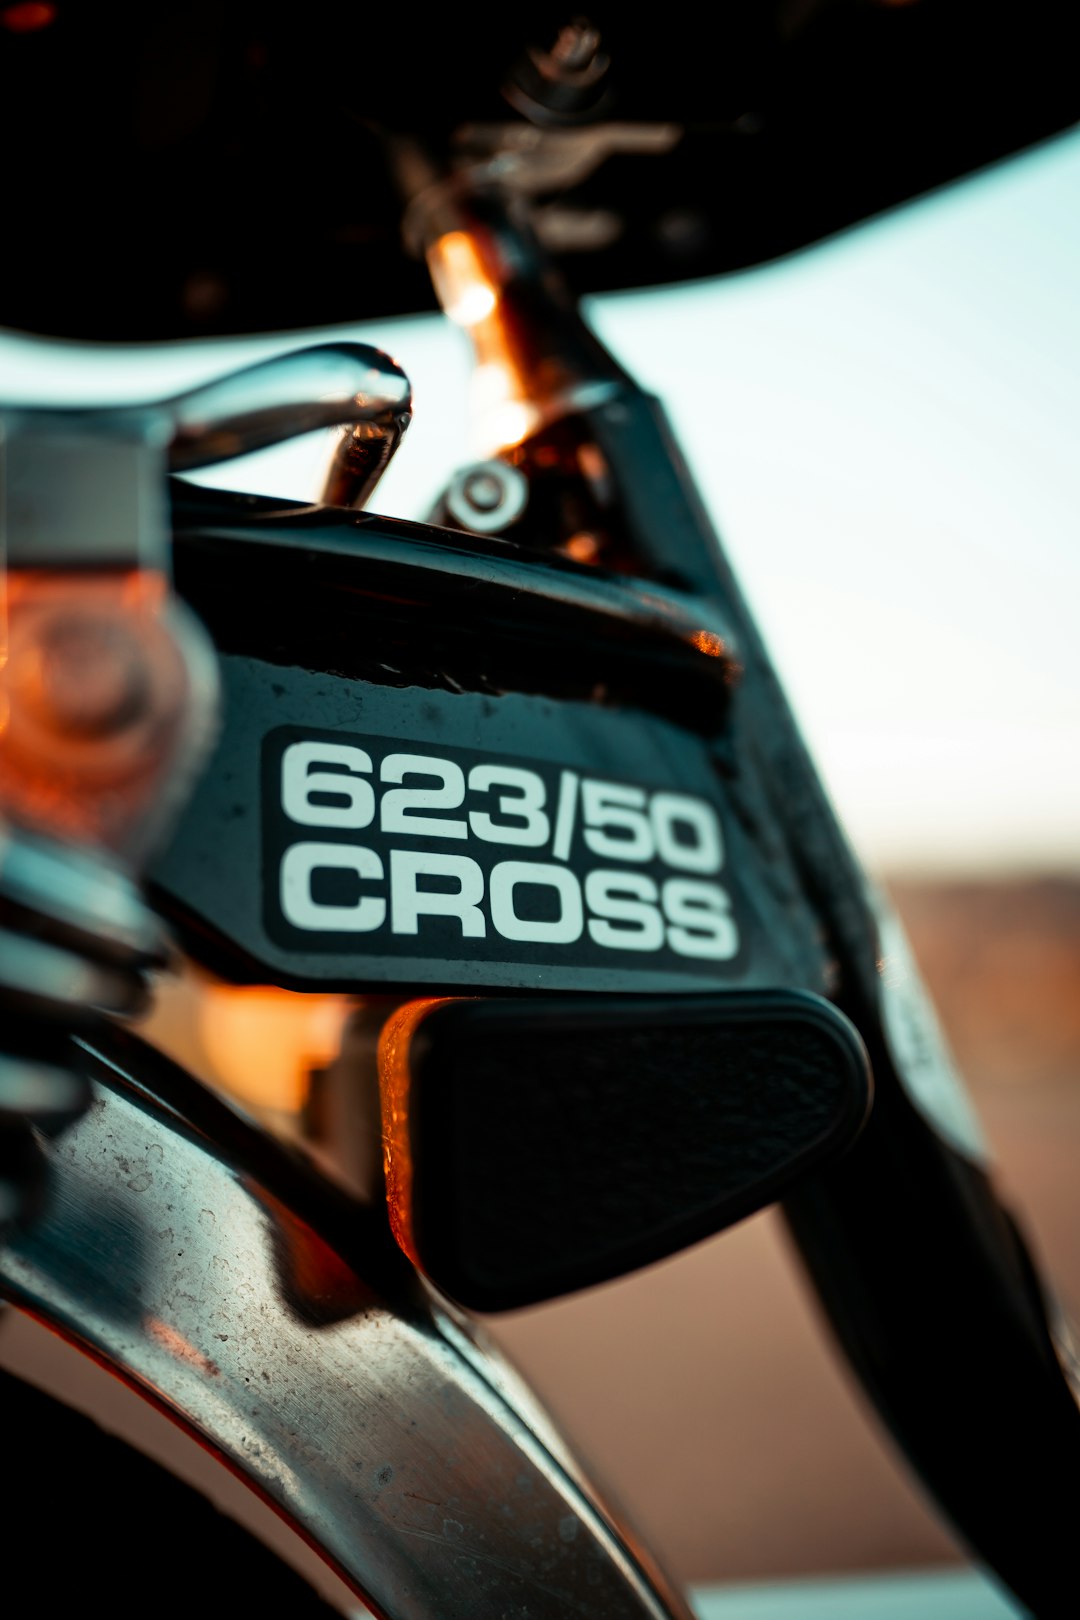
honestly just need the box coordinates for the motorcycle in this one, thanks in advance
[1,6,1077,1616]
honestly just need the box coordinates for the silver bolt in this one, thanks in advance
[444,461,529,534]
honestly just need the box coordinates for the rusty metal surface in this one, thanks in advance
[0,1031,690,1619]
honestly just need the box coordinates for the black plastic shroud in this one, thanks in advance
[1,3,1076,338]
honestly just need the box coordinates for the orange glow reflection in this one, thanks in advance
[1,2,56,31]
[377,998,458,1267]
[144,1316,222,1378]
[478,397,541,451]
[563,532,602,565]
[427,230,545,456]
[428,231,499,329]
[197,984,351,1113]
[145,968,352,1117]
[0,568,182,848]
[689,629,725,658]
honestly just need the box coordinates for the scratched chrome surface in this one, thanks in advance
[0,1036,689,1620]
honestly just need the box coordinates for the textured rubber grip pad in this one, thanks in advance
[380,990,872,1310]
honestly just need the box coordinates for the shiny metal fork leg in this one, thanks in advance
[0,1031,691,1620]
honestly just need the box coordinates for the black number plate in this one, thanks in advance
[263,727,745,976]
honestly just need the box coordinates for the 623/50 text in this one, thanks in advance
[270,739,741,962]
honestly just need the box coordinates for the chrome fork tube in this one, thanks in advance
[0,1030,691,1620]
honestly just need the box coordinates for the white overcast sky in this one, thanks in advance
[2,125,1078,876]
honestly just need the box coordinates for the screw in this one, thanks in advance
[445,461,529,534]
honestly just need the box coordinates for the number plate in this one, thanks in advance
[263,727,743,975]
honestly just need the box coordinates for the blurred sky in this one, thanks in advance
[1,125,1078,876]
